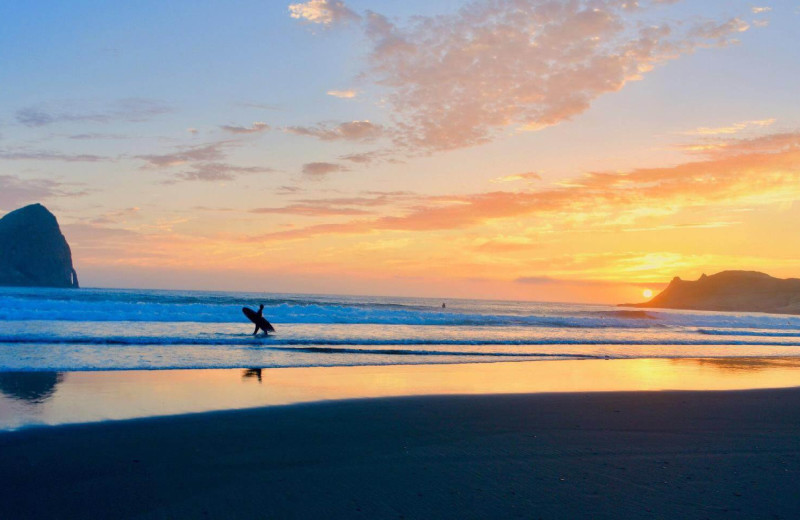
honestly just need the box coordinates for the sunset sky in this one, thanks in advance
[2,0,799,303]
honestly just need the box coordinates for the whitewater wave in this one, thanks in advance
[1,334,799,347]
[697,328,800,338]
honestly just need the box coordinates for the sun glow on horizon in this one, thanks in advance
[643,289,654,299]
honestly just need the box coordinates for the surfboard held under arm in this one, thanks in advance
[242,307,275,333]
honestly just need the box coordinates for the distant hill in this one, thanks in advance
[0,203,79,288]
[622,271,800,315]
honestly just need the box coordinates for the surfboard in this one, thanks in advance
[242,307,275,333]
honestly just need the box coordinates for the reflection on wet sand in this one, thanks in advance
[242,368,263,383]
[0,372,64,403]
[671,357,800,372]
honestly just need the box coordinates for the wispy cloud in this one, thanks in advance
[491,172,542,184]
[175,163,276,182]
[248,131,800,241]
[219,122,270,134]
[251,204,370,217]
[0,149,111,162]
[138,143,228,168]
[138,141,274,182]
[287,120,383,141]
[751,6,772,14]
[680,118,775,136]
[301,161,348,177]
[15,98,171,127]
[677,131,800,157]
[0,175,86,210]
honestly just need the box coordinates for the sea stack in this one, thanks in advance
[0,203,79,288]
[623,270,800,315]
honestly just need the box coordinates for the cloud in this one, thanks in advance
[251,204,370,217]
[294,1,752,152]
[678,131,800,158]
[287,120,384,141]
[250,191,415,217]
[491,172,542,184]
[67,133,132,140]
[301,162,349,177]
[248,131,800,241]
[90,207,141,226]
[238,102,281,111]
[0,149,110,162]
[680,118,775,136]
[0,175,85,210]
[289,0,360,25]
[219,122,270,134]
[138,143,227,168]
[514,275,667,289]
[327,89,357,98]
[752,6,772,14]
[338,149,402,165]
[138,141,274,182]
[175,163,276,182]
[688,17,749,43]
[15,98,171,127]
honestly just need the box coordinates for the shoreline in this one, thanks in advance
[2,387,800,519]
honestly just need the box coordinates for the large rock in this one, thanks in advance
[0,203,79,288]
[623,270,800,315]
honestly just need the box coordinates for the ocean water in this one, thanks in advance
[1,286,800,371]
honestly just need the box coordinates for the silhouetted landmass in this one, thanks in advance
[0,203,79,288]
[0,372,64,403]
[623,270,800,315]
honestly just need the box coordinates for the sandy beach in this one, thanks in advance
[2,386,799,519]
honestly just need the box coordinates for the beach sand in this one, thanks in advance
[2,387,800,519]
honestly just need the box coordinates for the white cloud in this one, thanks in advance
[353,1,752,152]
[289,0,360,25]
[327,89,357,98]
[751,6,772,14]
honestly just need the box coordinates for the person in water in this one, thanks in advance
[253,303,265,335]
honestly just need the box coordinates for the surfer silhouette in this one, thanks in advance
[253,304,264,335]
[242,304,276,336]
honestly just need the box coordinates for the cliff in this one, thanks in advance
[0,203,79,288]
[623,271,800,315]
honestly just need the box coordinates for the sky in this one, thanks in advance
[1,0,799,303]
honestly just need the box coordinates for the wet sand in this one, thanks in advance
[5,357,800,430]
[2,388,800,519]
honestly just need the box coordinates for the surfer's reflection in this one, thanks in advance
[242,368,263,383]
[0,372,64,403]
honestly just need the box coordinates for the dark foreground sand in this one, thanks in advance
[2,389,800,519]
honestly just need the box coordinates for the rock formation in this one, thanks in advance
[0,203,79,288]
[623,271,800,315]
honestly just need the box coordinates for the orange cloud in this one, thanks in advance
[680,118,775,136]
[248,131,800,241]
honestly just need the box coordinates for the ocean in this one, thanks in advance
[1,286,800,371]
